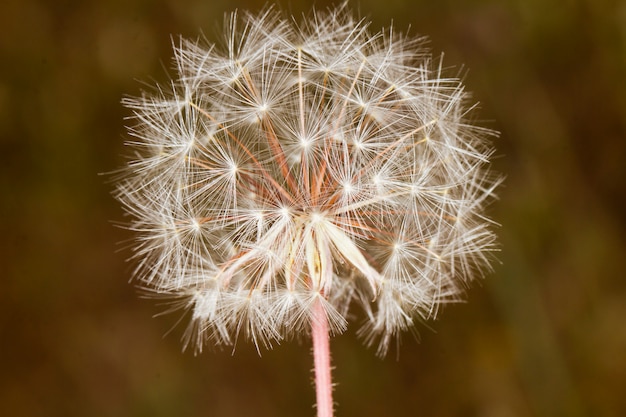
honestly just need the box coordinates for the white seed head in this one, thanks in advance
[115,5,501,356]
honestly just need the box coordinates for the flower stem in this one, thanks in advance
[312,299,334,417]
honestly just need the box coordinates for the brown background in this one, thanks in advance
[2,0,625,416]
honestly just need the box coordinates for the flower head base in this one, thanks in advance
[115,6,500,356]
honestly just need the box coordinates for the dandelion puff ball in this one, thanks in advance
[115,5,501,356]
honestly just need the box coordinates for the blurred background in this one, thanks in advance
[1,0,625,416]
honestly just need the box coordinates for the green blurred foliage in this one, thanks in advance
[1,0,625,416]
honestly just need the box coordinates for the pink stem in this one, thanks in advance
[312,299,334,417]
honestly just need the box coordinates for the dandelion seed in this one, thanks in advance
[114,5,501,417]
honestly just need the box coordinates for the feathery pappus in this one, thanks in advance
[114,5,501,357]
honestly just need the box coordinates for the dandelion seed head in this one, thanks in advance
[114,5,501,356]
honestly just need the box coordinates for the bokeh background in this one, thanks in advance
[2,0,625,416]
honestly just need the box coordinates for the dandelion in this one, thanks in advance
[114,5,500,416]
